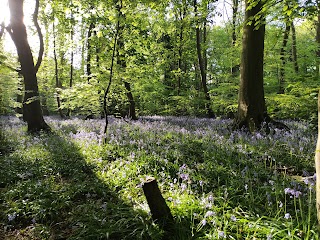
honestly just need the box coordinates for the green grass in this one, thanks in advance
[0,116,319,239]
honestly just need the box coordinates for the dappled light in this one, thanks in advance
[0,116,318,239]
[1,0,320,238]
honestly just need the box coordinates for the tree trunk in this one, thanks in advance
[33,0,43,73]
[53,20,64,118]
[142,177,174,231]
[291,21,299,74]
[87,22,94,83]
[7,0,49,132]
[16,75,23,115]
[124,81,137,120]
[194,0,214,118]
[41,20,50,116]
[116,1,137,120]
[235,0,268,131]
[316,11,320,77]
[177,5,186,96]
[67,8,74,117]
[231,0,240,75]
[315,90,320,225]
[104,17,120,139]
[278,22,290,94]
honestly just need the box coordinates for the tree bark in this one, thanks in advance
[278,22,290,94]
[235,0,268,131]
[231,0,240,75]
[316,11,320,77]
[7,0,49,132]
[291,21,299,73]
[315,90,320,225]
[194,0,214,118]
[124,82,137,120]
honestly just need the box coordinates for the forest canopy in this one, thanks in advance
[0,0,319,121]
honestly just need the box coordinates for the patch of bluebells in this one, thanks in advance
[284,188,302,198]
[0,116,318,238]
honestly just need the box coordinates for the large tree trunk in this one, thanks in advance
[7,0,49,132]
[194,0,214,118]
[235,0,268,131]
[278,22,290,94]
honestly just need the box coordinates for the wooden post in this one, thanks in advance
[142,177,174,230]
[316,90,320,225]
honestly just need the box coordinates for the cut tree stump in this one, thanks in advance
[142,177,174,231]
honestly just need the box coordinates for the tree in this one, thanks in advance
[278,21,290,94]
[194,0,215,118]
[316,0,320,77]
[234,0,268,130]
[7,0,49,132]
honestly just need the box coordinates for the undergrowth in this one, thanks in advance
[0,116,319,239]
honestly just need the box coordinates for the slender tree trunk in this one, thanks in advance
[7,0,49,132]
[177,6,186,96]
[316,11,320,77]
[315,90,320,225]
[231,0,240,75]
[235,0,268,131]
[116,0,137,120]
[278,22,290,94]
[104,17,120,138]
[194,0,214,118]
[124,82,137,120]
[67,24,74,117]
[53,21,64,118]
[291,21,299,73]
[87,22,94,83]
[41,20,50,116]
[33,0,43,73]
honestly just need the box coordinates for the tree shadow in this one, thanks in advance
[0,128,160,239]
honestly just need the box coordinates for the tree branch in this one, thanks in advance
[33,0,44,73]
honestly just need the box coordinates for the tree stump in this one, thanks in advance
[142,177,174,231]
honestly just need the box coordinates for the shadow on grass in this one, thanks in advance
[0,130,161,239]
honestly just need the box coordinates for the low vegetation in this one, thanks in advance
[0,116,318,239]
